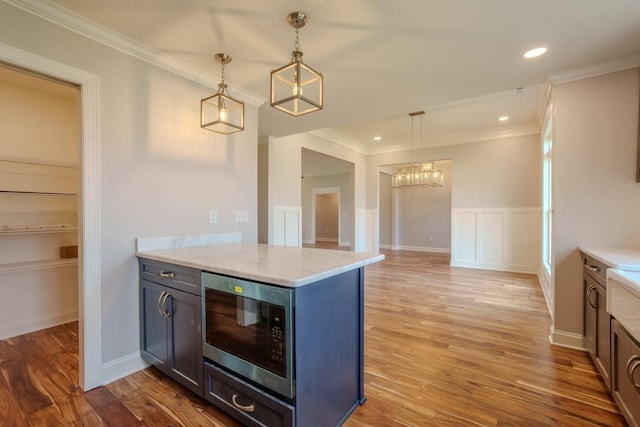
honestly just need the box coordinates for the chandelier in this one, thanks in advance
[391,112,444,189]
[201,53,245,135]
[270,11,323,116]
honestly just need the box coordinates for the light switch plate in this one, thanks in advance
[235,210,249,223]
[209,209,218,224]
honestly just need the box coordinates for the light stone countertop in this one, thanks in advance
[579,247,640,271]
[137,243,385,287]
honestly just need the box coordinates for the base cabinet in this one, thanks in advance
[581,252,611,390]
[612,319,640,427]
[139,259,203,396]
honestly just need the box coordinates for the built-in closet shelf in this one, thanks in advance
[0,258,78,274]
[0,225,77,236]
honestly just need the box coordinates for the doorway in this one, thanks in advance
[0,44,101,390]
[312,187,340,246]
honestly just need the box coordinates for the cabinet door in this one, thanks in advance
[584,274,597,357]
[612,319,640,427]
[140,280,169,370]
[166,287,203,396]
[595,281,611,390]
[584,274,611,389]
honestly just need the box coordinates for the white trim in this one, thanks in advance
[315,237,338,243]
[4,0,265,107]
[0,259,78,274]
[0,41,102,391]
[391,245,451,254]
[450,260,537,274]
[548,53,640,85]
[549,328,585,351]
[101,352,149,386]
[339,241,351,247]
[0,311,77,341]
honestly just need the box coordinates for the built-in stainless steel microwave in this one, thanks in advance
[201,272,294,399]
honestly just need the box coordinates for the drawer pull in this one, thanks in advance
[626,355,640,391]
[159,271,176,278]
[157,291,165,316]
[587,265,601,273]
[231,393,255,412]
[161,292,172,318]
[585,285,597,309]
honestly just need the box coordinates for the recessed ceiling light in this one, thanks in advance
[373,136,382,141]
[524,47,547,59]
[499,116,509,121]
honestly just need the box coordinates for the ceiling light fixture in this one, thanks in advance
[201,53,245,134]
[524,47,547,58]
[391,111,444,189]
[499,116,509,121]
[270,11,323,116]
[374,136,382,141]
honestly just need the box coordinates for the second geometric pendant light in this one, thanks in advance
[270,12,323,116]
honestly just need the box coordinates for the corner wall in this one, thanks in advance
[551,68,640,347]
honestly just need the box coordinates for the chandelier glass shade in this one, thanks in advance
[391,161,444,189]
[270,12,323,116]
[391,111,444,189]
[201,53,245,135]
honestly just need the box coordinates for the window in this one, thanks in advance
[542,119,553,273]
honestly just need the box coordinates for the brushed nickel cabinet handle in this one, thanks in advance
[585,285,597,309]
[231,394,255,412]
[626,355,640,391]
[161,292,172,318]
[157,291,167,316]
[159,271,176,278]
[587,265,601,273]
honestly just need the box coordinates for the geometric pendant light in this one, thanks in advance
[201,53,245,134]
[270,12,323,116]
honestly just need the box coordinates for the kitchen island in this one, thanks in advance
[137,241,383,427]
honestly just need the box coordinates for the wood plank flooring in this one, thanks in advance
[0,250,626,426]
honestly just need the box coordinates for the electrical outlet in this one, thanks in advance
[209,209,218,224]
[235,210,249,223]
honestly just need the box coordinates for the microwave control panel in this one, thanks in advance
[270,305,286,363]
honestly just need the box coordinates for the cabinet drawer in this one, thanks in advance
[204,362,294,427]
[139,258,201,295]
[581,252,608,286]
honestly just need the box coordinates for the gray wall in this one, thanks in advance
[315,194,339,240]
[379,173,392,246]
[552,68,640,341]
[394,160,452,250]
[0,2,259,373]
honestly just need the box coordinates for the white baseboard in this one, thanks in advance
[302,239,314,244]
[537,266,553,317]
[392,245,451,254]
[379,244,392,250]
[0,310,78,341]
[101,351,149,385]
[549,328,585,351]
[339,241,351,247]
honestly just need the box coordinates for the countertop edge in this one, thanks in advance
[608,268,640,298]
[136,248,385,288]
[579,247,640,271]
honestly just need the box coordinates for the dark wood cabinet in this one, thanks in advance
[581,252,611,390]
[611,319,640,427]
[139,259,203,397]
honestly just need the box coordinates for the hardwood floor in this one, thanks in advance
[0,250,625,426]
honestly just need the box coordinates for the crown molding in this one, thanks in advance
[3,0,266,107]
[548,53,640,85]
[308,128,368,155]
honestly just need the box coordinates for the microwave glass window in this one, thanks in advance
[205,288,286,377]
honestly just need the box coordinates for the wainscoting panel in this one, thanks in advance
[452,208,541,273]
[273,206,302,247]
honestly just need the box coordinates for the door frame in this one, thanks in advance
[311,186,341,245]
[0,42,102,390]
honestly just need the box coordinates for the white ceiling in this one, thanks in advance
[16,0,640,156]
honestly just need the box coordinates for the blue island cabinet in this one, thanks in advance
[202,267,366,427]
